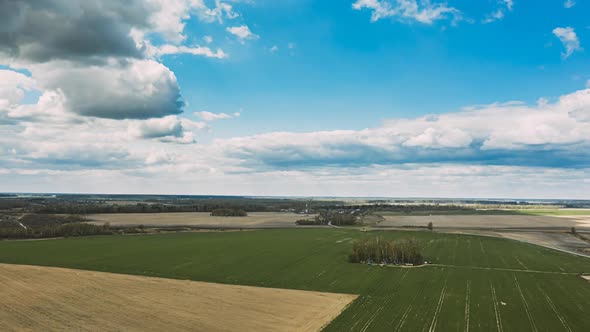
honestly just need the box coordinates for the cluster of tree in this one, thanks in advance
[210,208,248,217]
[295,218,321,225]
[0,223,114,239]
[296,210,358,226]
[348,237,424,265]
[18,213,86,227]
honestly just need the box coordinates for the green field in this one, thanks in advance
[1,229,589,331]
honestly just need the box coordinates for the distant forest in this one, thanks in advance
[0,196,339,214]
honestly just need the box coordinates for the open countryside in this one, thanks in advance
[3,1,590,330]
[87,209,590,257]
[1,227,590,331]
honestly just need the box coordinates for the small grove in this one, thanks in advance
[348,237,424,265]
[210,208,248,217]
[296,211,358,226]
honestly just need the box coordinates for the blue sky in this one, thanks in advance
[1,1,589,198]
[167,0,590,137]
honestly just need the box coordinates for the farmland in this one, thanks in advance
[1,228,590,331]
[0,263,355,332]
[377,214,585,229]
[373,214,590,257]
[87,212,313,228]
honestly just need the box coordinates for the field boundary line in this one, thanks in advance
[394,284,426,332]
[464,280,471,332]
[538,286,572,332]
[478,237,487,258]
[490,283,504,332]
[414,264,581,275]
[513,275,537,332]
[514,256,529,270]
[428,280,447,332]
[349,296,372,331]
[399,269,409,283]
[394,303,413,332]
[16,215,28,230]
[359,298,390,332]
[359,269,409,332]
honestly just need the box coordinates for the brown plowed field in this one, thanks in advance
[0,264,356,332]
[379,215,587,229]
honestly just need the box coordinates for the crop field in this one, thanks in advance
[1,229,590,331]
[0,264,354,332]
[87,212,312,227]
[375,215,590,256]
[378,214,590,230]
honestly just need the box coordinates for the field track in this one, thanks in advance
[0,263,356,332]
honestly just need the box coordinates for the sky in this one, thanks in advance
[0,0,589,198]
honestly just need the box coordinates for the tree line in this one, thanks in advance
[0,196,343,214]
[348,237,424,265]
[0,223,114,240]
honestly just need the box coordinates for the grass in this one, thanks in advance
[0,229,589,331]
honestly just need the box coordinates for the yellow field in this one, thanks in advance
[0,264,356,332]
[87,212,313,227]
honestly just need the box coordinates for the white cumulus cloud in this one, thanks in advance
[226,25,259,43]
[352,0,461,24]
[215,87,590,169]
[196,111,239,121]
[27,59,183,119]
[482,0,514,24]
[553,26,581,59]
[152,44,227,59]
